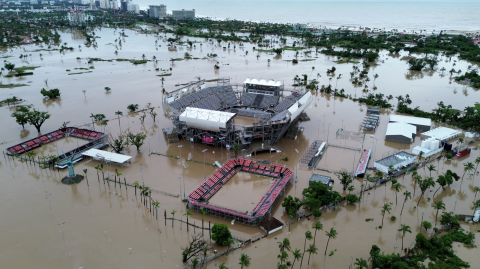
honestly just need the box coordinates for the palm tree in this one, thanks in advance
[218,262,229,269]
[432,200,445,226]
[473,157,480,183]
[412,172,421,197]
[300,231,312,268]
[184,209,192,232]
[171,209,177,227]
[417,177,435,206]
[239,253,251,269]
[306,244,318,265]
[115,110,123,128]
[290,249,302,269]
[354,258,368,269]
[380,203,392,226]
[427,164,436,177]
[134,181,139,196]
[393,183,402,205]
[474,186,480,200]
[200,209,207,236]
[277,251,289,266]
[462,162,475,182]
[397,224,412,251]
[400,190,411,215]
[83,169,88,186]
[233,142,240,158]
[153,201,160,219]
[324,228,337,256]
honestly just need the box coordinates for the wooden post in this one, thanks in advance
[194,221,195,234]
[124,177,127,189]
[209,221,211,241]
[164,210,166,225]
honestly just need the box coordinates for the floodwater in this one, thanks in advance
[1,27,479,268]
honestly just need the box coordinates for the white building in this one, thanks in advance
[30,0,38,4]
[149,4,166,18]
[67,10,86,24]
[99,0,109,9]
[126,3,138,13]
[385,122,417,144]
[73,0,90,5]
[389,115,431,131]
[374,151,416,174]
[109,0,118,9]
[172,9,195,20]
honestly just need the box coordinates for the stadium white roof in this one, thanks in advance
[82,149,132,164]
[389,115,431,127]
[243,78,282,86]
[420,127,462,141]
[179,107,236,132]
[386,122,416,138]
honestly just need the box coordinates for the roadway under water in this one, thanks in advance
[0,27,479,268]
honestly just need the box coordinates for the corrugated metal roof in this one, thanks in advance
[386,122,416,138]
[180,107,235,123]
[389,115,431,126]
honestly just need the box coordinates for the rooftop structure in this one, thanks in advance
[389,115,431,131]
[172,9,195,20]
[420,127,462,141]
[82,149,132,165]
[179,107,236,133]
[354,149,371,177]
[374,151,416,173]
[412,138,443,158]
[309,174,333,187]
[385,122,416,143]
[259,217,284,234]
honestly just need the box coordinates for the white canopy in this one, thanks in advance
[179,107,236,132]
[386,122,416,139]
[389,115,431,127]
[421,127,462,141]
[82,149,132,164]
[243,78,282,86]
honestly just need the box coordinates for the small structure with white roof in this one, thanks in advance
[179,107,236,132]
[82,149,132,165]
[374,151,416,173]
[420,127,462,141]
[385,122,416,143]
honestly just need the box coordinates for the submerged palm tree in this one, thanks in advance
[397,224,412,251]
[306,244,318,265]
[171,209,177,227]
[400,190,411,215]
[432,200,445,226]
[239,253,251,269]
[354,258,368,269]
[290,249,302,269]
[462,162,475,182]
[393,183,402,205]
[300,231,312,268]
[380,203,392,226]
[324,228,338,256]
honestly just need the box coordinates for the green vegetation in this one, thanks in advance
[11,105,50,132]
[334,59,360,64]
[211,223,232,246]
[156,73,172,77]
[455,69,480,88]
[14,66,40,73]
[0,83,27,88]
[0,96,23,106]
[40,88,61,99]
[369,228,475,268]
[127,104,139,112]
[281,195,302,217]
[126,131,146,151]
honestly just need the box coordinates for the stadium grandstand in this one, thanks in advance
[163,78,313,148]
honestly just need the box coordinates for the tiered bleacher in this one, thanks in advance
[7,127,105,155]
[188,158,293,224]
[168,86,237,112]
[240,93,256,106]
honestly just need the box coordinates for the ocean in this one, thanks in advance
[134,0,479,32]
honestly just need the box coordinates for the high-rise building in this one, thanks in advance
[172,9,195,20]
[127,3,138,14]
[148,4,166,19]
[67,10,86,24]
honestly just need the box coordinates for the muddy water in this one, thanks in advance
[1,27,479,269]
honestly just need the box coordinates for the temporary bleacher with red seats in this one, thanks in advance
[6,127,104,155]
[188,158,294,224]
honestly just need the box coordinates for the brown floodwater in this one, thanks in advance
[1,27,479,269]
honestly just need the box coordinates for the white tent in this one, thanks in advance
[421,127,462,141]
[385,122,416,143]
[389,115,431,131]
[179,107,236,132]
[82,149,132,164]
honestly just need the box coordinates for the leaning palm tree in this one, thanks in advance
[474,186,480,200]
[218,262,229,269]
[397,224,411,252]
[300,231,312,268]
[290,249,302,269]
[473,199,480,215]
[393,183,402,205]
[380,203,392,226]
[354,258,368,269]
[432,200,445,226]
[152,200,160,219]
[324,227,338,256]
[473,157,480,183]
[239,253,251,269]
[306,244,318,265]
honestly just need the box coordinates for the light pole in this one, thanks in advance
[178,176,182,197]
[202,149,207,180]
[58,222,66,238]
[326,123,331,144]
[178,144,183,159]
[295,149,299,182]
[182,163,186,199]
[140,168,144,185]
[317,120,320,138]
[212,151,215,162]
[147,139,151,154]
